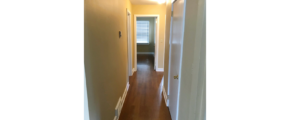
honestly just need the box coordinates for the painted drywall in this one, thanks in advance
[84,0,132,119]
[163,0,172,94]
[132,4,166,68]
[137,17,155,53]
[84,70,90,120]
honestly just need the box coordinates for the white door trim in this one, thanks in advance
[134,14,160,71]
[167,6,174,96]
[127,9,132,77]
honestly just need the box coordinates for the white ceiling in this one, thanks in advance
[130,0,166,5]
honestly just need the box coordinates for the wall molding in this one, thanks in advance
[137,52,155,55]
[114,82,130,120]
[162,84,169,106]
[156,68,164,72]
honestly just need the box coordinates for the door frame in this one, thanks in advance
[167,5,174,99]
[134,14,160,71]
[127,9,132,77]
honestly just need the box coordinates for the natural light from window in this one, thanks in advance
[137,21,149,44]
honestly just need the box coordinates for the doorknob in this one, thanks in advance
[174,75,178,79]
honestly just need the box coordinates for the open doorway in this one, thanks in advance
[134,15,159,71]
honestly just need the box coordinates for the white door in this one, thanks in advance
[168,0,185,120]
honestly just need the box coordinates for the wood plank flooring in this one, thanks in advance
[119,54,172,120]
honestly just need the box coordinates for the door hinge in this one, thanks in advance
[171,11,173,17]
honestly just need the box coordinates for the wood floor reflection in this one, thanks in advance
[119,54,172,120]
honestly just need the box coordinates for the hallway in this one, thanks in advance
[119,54,172,120]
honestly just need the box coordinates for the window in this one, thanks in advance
[136,21,149,44]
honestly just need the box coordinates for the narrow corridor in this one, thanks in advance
[119,54,172,120]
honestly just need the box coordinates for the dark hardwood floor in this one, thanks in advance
[119,54,172,120]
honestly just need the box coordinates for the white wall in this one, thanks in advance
[83,63,90,120]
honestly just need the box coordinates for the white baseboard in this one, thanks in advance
[114,82,130,120]
[121,82,130,107]
[114,97,122,120]
[156,68,164,72]
[162,86,169,106]
[132,68,136,74]
[137,52,154,55]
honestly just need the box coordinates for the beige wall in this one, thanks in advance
[163,0,172,94]
[129,2,134,71]
[132,4,166,69]
[85,1,168,119]
[137,17,155,53]
[84,0,132,119]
